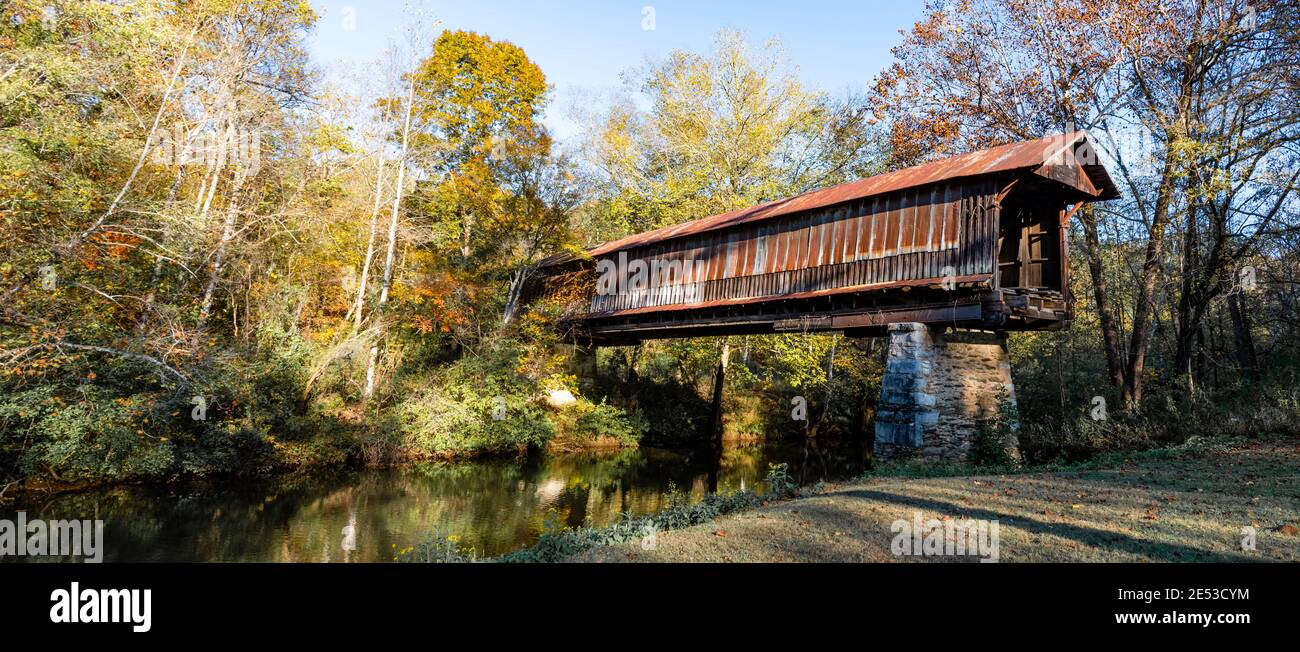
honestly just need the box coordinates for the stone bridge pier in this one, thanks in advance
[874,323,1019,462]
[562,341,598,394]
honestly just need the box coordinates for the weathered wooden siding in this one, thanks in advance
[589,179,1000,314]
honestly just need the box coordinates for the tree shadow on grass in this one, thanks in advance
[841,489,1252,562]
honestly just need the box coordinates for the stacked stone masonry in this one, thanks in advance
[874,323,1019,461]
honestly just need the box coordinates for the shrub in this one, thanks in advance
[764,462,796,495]
[396,378,554,457]
[1018,417,1159,464]
[0,385,174,483]
[969,392,1021,467]
[550,398,646,449]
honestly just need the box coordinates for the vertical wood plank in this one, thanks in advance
[944,183,959,249]
[898,190,914,255]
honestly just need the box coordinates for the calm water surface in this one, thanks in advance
[4,437,869,562]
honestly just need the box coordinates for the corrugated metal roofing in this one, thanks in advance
[578,131,1117,259]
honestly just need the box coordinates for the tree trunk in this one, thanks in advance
[365,74,415,399]
[377,79,413,308]
[461,209,473,260]
[1227,291,1258,378]
[1122,150,1180,408]
[810,334,838,438]
[709,340,731,447]
[1121,35,1203,409]
[627,345,640,386]
[705,340,730,494]
[1172,304,1203,394]
[352,153,387,329]
[1194,322,1206,386]
[137,165,188,333]
[1078,205,1125,390]
[197,119,232,223]
[199,171,246,322]
[1174,176,1212,394]
[501,264,532,325]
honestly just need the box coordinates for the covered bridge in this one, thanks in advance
[532,132,1119,462]
[535,131,1117,345]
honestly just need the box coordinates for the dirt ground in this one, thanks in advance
[570,437,1300,562]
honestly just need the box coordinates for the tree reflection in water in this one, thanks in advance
[4,437,868,562]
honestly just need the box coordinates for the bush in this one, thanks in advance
[0,385,173,483]
[396,377,555,457]
[969,392,1020,467]
[548,398,646,450]
[1018,416,1160,464]
[1016,374,1300,465]
[596,374,711,446]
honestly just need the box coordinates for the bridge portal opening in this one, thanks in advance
[997,193,1064,294]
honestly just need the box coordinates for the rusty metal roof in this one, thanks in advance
[577,131,1117,259]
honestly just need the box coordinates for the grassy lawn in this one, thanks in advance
[570,436,1300,562]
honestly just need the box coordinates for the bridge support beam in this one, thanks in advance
[874,324,1019,462]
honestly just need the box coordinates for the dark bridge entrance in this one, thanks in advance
[533,132,1118,461]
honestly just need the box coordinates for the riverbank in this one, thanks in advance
[567,435,1300,562]
[0,431,639,503]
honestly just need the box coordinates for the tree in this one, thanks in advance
[410,30,550,267]
[873,0,1299,408]
[1165,2,1300,390]
[581,29,881,238]
[365,57,415,399]
[495,127,587,324]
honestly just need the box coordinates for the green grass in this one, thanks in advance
[569,434,1299,563]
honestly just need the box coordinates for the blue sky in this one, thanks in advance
[307,1,928,143]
